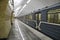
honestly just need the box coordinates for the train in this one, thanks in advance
[0,0,60,40]
[19,2,60,29]
[19,2,60,40]
[0,0,13,39]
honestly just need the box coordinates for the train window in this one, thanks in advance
[36,14,39,20]
[36,13,41,21]
[48,8,60,24]
[36,13,41,26]
[28,15,32,20]
[25,15,29,20]
[39,13,41,21]
[58,13,60,24]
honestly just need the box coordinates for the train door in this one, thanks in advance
[36,13,41,29]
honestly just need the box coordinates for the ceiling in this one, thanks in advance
[14,0,60,17]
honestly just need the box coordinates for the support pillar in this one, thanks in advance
[0,0,11,38]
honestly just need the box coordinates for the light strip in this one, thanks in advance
[16,0,31,17]
[17,4,27,16]
[27,0,31,4]
[20,4,27,13]
[15,19,25,40]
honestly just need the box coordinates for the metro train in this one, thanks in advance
[19,2,60,40]
[0,0,13,39]
[19,2,60,29]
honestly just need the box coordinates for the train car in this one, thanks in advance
[19,2,60,28]
[19,2,60,40]
[19,12,41,29]
[40,2,60,24]
[0,0,13,39]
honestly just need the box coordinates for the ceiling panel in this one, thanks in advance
[16,0,60,17]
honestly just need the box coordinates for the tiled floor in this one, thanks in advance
[7,19,52,40]
[7,19,41,40]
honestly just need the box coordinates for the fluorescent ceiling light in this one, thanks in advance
[14,6,21,17]
[27,0,31,4]
[17,4,27,16]
[19,4,27,13]
[15,6,21,11]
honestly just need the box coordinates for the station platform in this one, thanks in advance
[7,19,52,40]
